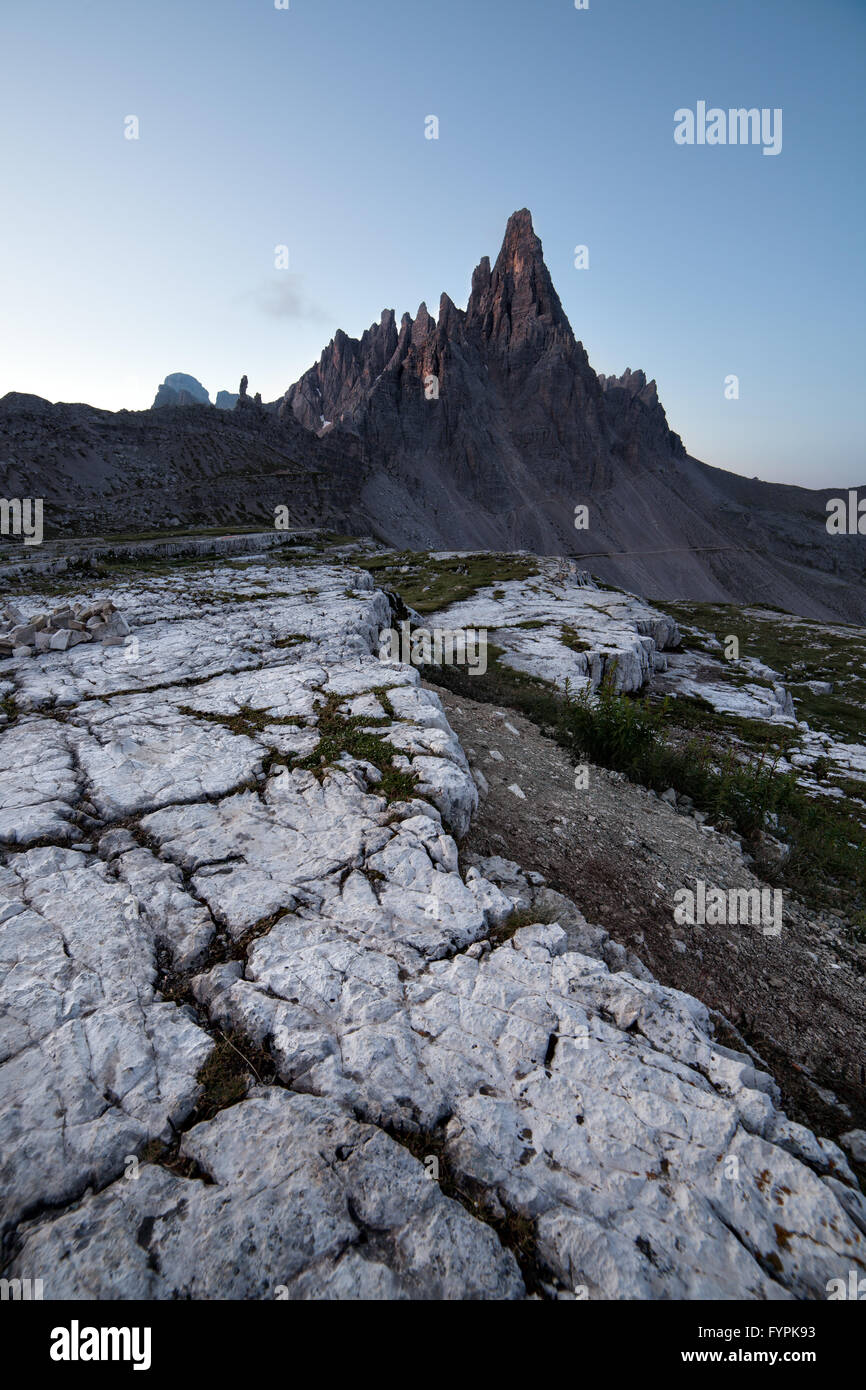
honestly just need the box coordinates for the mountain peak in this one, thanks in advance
[466,207,572,351]
[501,206,538,248]
[153,372,211,409]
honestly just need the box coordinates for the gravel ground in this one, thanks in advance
[429,681,866,1143]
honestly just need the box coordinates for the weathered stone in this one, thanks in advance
[2,556,863,1303]
[0,846,213,1229]
[9,1091,525,1299]
[840,1130,866,1166]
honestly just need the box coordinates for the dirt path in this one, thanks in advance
[428,680,866,1142]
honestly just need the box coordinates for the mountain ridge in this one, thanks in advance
[1,209,864,622]
[277,209,866,622]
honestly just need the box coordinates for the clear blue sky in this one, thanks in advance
[2,0,863,486]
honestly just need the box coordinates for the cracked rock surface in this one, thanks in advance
[13,1090,524,1300]
[437,564,680,694]
[2,556,864,1298]
[0,846,212,1230]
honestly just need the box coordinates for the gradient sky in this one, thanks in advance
[2,0,864,487]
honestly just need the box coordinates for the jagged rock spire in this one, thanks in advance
[466,208,573,353]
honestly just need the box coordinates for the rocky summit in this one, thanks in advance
[2,211,865,624]
[281,210,866,624]
[1,537,864,1301]
[152,373,239,411]
[153,373,213,409]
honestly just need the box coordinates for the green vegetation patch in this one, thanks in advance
[421,641,562,731]
[354,551,540,614]
[182,1029,282,1133]
[486,903,562,950]
[654,600,866,745]
[568,679,866,930]
[296,691,418,803]
[658,693,801,753]
[178,703,306,738]
[425,647,866,930]
[560,624,592,653]
[193,1033,257,1121]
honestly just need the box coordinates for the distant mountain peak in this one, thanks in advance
[152,373,238,410]
[153,373,211,409]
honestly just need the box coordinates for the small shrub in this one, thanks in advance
[558,667,662,773]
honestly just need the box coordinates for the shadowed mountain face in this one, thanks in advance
[1,209,863,620]
[0,393,367,537]
[281,209,866,623]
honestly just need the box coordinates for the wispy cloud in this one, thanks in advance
[250,276,329,322]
